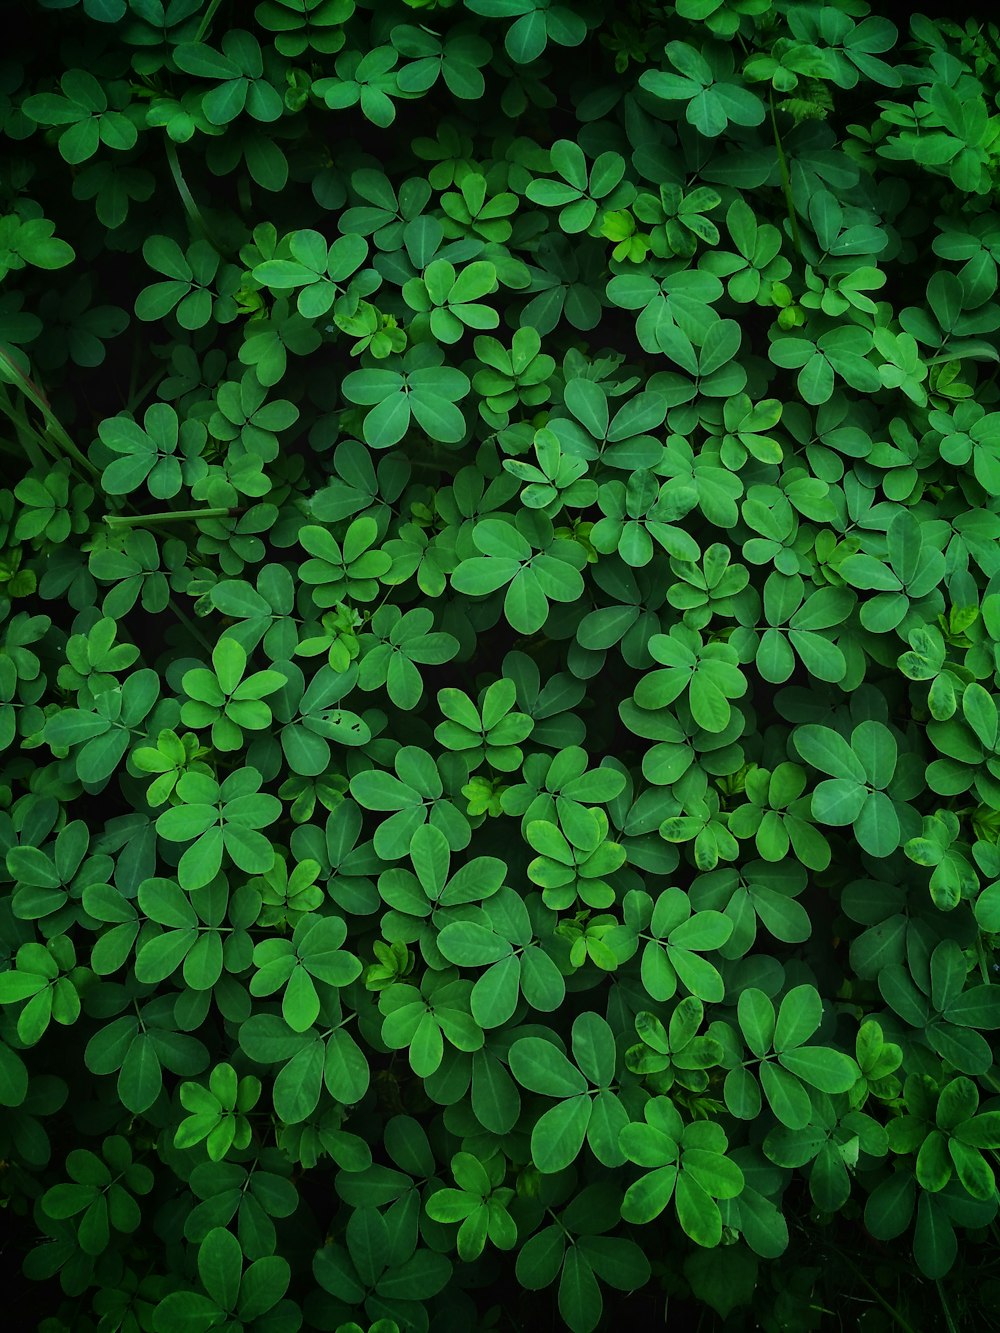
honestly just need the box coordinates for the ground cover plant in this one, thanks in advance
[5,0,1000,1329]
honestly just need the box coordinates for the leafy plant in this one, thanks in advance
[6,5,1000,1333]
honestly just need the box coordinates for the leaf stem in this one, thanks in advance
[167,595,215,655]
[769,95,803,259]
[193,0,225,43]
[0,352,99,479]
[104,508,235,528]
[0,388,50,469]
[833,1247,920,1333]
[164,139,228,254]
[126,364,169,415]
[400,453,462,474]
[936,1281,960,1333]
[975,933,992,985]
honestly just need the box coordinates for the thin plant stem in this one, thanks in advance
[104,508,235,528]
[105,492,220,653]
[404,454,462,474]
[976,933,992,985]
[936,1281,960,1333]
[0,356,219,659]
[834,1248,920,1333]
[126,364,169,415]
[0,388,54,469]
[0,432,35,462]
[164,140,229,255]
[193,0,225,43]
[167,594,215,655]
[125,335,142,410]
[0,359,99,479]
[769,95,803,259]
[832,1242,922,1333]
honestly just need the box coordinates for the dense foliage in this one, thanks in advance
[4,0,1000,1329]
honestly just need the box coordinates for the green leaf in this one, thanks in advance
[675,1172,723,1247]
[621,1164,677,1225]
[773,985,821,1052]
[794,725,866,782]
[437,921,511,966]
[509,1037,588,1098]
[738,990,775,1059]
[855,791,900,856]
[760,1061,812,1129]
[531,1096,592,1173]
[571,1012,616,1087]
[198,1226,243,1312]
[778,1046,859,1093]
